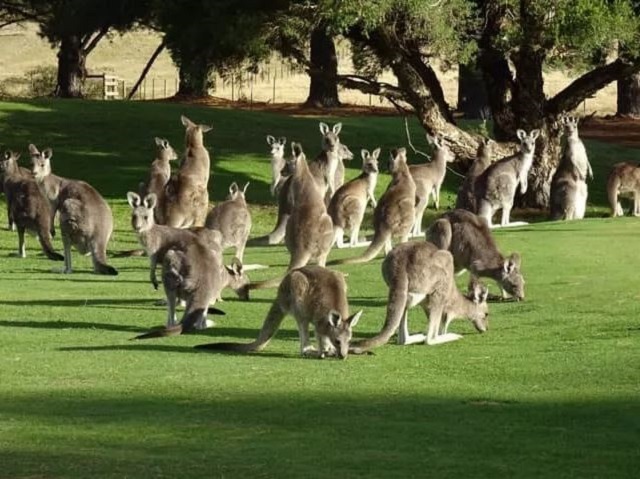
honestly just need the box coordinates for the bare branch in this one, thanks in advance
[403,116,431,160]
[82,26,109,55]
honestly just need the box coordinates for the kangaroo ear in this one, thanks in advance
[278,136,287,145]
[291,142,303,157]
[226,257,243,275]
[327,310,342,328]
[508,252,521,270]
[200,124,213,133]
[319,122,330,135]
[266,135,276,145]
[143,193,157,210]
[28,144,40,155]
[530,129,540,140]
[154,137,164,147]
[42,148,53,160]
[361,149,370,161]
[242,182,250,194]
[180,115,194,128]
[229,182,239,195]
[332,122,342,135]
[371,147,381,160]
[516,129,526,141]
[126,191,141,208]
[347,310,363,328]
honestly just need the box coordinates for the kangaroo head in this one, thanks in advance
[266,135,286,158]
[466,281,490,333]
[225,258,250,301]
[227,181,250,201]
[282,142,306,177]
[560,115,579,138]
[29,144,53,180]
[327,309,363,360]
[181,115,212,147]
[154,137,178,161]
[338,143,354,161]
[0,150,20,174]
[361,148,380,174]
[477,137,494,158]
[388,147,408,174]
[427,133,455,163]
[501,252,525,301]
[319,122,342,153]
[127,191,157,233]
[516,129,540,155]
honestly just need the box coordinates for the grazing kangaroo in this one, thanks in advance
[475,129,540,227]
[328,148,380,248]
[0,151,31,231]
[195,266,363,359]
[0,151,63,260]
[204,182,252,262]
[550,116,592,220]
[266,135,287,196]
[134,244,249,340]
[350,241,489,354]
[427,209,525,300]
[162,115,212,228]
[139,137,178,224]
[456,137,494,212]
[332,147,415,264]
[409,134,455,236]
[30,144,117,275]
[607,162,640,216]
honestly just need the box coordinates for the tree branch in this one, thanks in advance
[127,39,167,100]
[82,26,109,55]
[335,74,408,102]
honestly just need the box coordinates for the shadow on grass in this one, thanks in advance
[58,343,292,359]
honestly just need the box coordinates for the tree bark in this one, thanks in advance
[457,62,489,119]
[55,35,86,98]
[177,57,212,98]
[304,24,341,108]
[617,72,640,118]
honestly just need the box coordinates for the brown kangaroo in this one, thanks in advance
[139,137,178,224]
[607,162,640,216]
[456,137,493,212]
[0,150,31,231]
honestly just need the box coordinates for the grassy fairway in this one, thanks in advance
[0,100,638,478]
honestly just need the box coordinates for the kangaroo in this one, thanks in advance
[316,122,343,197]
[350,241,489,354]
[409,134,455,236]
[204,182,252,262]
[139,137,178,224]
[0,151,31,231]
[0,151,63,260]
[550,116,592,220]
[134,245,249,340]
[162,115,212,228]
[30,144,117,275]
[333,142,355,194]
[607,162,640,216]
[427,209,525,300]
[475,129,540,227]
[195,266,363,359]
[456,137,494,212]
[332,147,416,265]
[328,148,379,248]
[266,135,287,196]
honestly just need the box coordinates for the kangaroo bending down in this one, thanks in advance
[162,115,212,228]
[266,135,287,196]
[139,137,178,224]
[607,162,640,216]
[427,209,525,300]
[475,129,539,227]
[0,151,63,260]
[409,134,455,236]
[195,266,363,359]
[350,241,489,353]
[332,147,416,265]
[456,138,493,212]
[328,147,379,248]
[30,144,117,275]
[204,182,252,262]
[550,116,592,220]
[0,151,31,231]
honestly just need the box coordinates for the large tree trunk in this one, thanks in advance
[55,35,86,98]
[617,72,640,118]
[457,62,489,119]
[177,57,212,98]
[304,24,340,108]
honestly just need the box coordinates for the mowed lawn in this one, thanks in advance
[0,100,638,478]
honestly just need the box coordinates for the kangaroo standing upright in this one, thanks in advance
[140,137,178,224]
[316,122,344,197]
[196,266,363,359]
[328,148,379,248]
[409,134,455,236]
[266,135,287,196]
[456,138,493,212]
[475,129,539,227]
[550,116,592,220]
[607,162,640,216]
[0,151,31,231]
[0,150,63,260]
[30,144,117,275]
[163,115,212,228]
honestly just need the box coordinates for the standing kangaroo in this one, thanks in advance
[333,142,355,194]
[316,122,343,197]
[162,115,212,228]
[0,150,63,260]
[427,209,525,300]
[456,137,494,212]
[332,147,415,264]
[30,144,117,275]
[607,162,640,216]
[0,151,31,231]
[204,182,252,262]
[328,148,380,248]
[195,266,363,359]
[350,241,489,354]
[475,129,539,227]
[550,116,592,220]
[409,134,455,236]
[139,137,178,224]
[266,135,287,196]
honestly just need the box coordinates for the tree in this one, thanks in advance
[617,72,640,117]
[457,61,489,119]
[0,1,151,98]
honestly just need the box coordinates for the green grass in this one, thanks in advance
[0,99,639,478]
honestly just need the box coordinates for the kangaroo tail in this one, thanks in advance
[195,301,285,353]
[426,218,452,250]
[38,232,64,261]
[246,276,283,292]
[607,174,620,216]
[329,232,387,265]
[112,249,146,258]
[133,309,206,340]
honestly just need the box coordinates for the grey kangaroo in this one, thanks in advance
[140,137,178,224]
[0,150,63,260]
[266,135,287,196]
[427,209,525,300]
[316,122,344,197]
[30,144,117,275]
[456,137,493,212]
[195,266,363,359]
[0,150,31,231]
[350,241,489,354]
[607,162,640,216]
